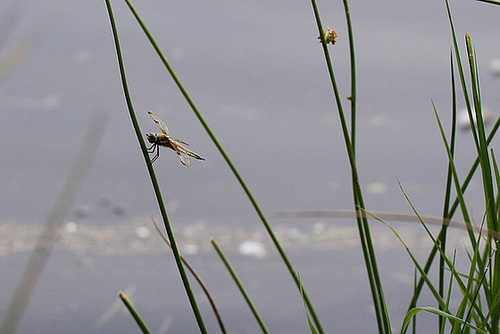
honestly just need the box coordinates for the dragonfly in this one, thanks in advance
[146,110,205,167]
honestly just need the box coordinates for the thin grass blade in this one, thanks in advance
[211,239,270,334]
[118,291,152,334]
[401,307,488,334]
[298,275,319,334]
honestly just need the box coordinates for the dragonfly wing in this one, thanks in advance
[170,137,190,146]
[172,143,191,168]
[148,110,169,135]
[177,149,191,168]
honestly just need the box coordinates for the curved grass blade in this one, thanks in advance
[396,179,493,332]
[152,217,227,334]
[475,0,500,4]
[118,291,152,334]
[103,1,207,332]
[407,105,500,321]
[401,307,488,334]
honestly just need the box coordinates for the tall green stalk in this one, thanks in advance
[310,0,390,332]
[121,0,325,332]
[438,51,457,333]
[104,1,207,332]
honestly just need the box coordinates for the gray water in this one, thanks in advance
[1,0,499,332]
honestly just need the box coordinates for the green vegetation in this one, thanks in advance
[2,0,497,333]
[102,0,500,332]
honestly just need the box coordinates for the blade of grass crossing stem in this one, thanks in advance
[396,184,471,300]
[151,217,228,334]
[433,103,477,246]
[407,114,500,320]
[299,275,319,334]
[476,0,500,5]
[121,1,325,332]
[311,0,390,331]
[373,204,486,334]
[451,228,485,333]
[392,184,474,332]
[118,292,152,334]
[103,1,207,332]
[412,269,417,334]
[365,211,447,311]
[463,233,492,332]
[401,307,488,334]
[441,251,457,334]
[210,239,270,334]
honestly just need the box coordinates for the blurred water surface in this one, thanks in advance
[1,0,500,332]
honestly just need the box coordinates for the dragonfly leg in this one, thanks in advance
[147,143,156,153]
[149,144,160,163]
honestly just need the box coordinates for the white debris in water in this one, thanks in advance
[182,243,199,255]
[182,220,206,237]
[366,114,400,130]
[65,222,77,233]
[135,226,151,240]
[313,221,325,234]
[366,182,388,195]
[458,108,493,130]
[287,227,303,239]
[238,240,266,258]
[490,58,500,77]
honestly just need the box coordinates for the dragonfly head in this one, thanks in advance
[146,133,157,144]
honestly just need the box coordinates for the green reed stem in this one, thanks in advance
[104,1,207,332]
[211,239,270,334]
[438,48,457,334]
[310,0,390,332]
[121,0,325,332]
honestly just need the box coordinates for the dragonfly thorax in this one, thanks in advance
[146,133,158,144]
